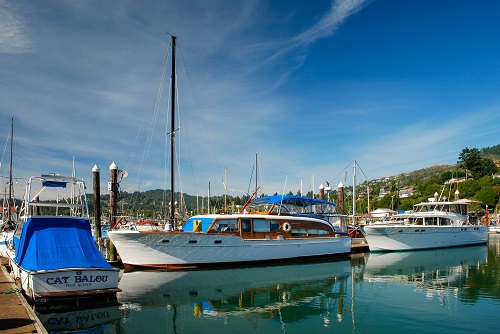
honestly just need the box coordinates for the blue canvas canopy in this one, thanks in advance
[13,217,112,271]
[252,195,336,207]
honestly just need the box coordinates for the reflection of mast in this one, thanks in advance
[351,264,356,332]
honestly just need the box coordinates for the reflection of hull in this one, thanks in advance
[118,259,352,309]
[363,225,488,251]
[364,245,487,286]
[36,304,121,332]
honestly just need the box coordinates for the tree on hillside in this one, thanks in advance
[458,148,482,175]
[481,157,498,177]
[474,187,499,209]
[458,147,499,178]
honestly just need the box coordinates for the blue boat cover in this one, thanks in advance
[13,217,113,271]
[252,195,336,207]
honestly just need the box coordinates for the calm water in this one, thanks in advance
[35,235,500,334]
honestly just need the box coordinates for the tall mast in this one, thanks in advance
[7,117,14,223]
[7,117,14,222]
[352,160,357,225]
[255,153,258,195]
[169,35,176,225]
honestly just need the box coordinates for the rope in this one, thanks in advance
[1,287,20,294]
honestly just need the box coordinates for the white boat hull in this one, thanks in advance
[363,225,488,252]
[0,231,13,257]
[108,230,351,269]
[8,255,120,302]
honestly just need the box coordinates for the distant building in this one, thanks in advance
[378,186,391,199]
[398,186,415,198]
[444,177,468,184]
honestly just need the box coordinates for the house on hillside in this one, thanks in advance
[378,186,391,199]
[398,186,415,198]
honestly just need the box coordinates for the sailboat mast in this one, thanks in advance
[255,153,258,195]
[352,160,356,225]
[7,117,13,223]
[170,35,176,225]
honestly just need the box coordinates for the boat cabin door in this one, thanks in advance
[240,218,252,238]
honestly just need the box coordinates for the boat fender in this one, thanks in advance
[193,220,202,232]
[283,222,292,233]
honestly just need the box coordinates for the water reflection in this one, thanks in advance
[33,237,500,333]
[363,246,487,302]
[118,258,353,324]
[34,301,120,333]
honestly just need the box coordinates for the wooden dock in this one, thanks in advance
[0,257,47,334]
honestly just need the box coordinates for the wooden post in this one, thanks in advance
[109,162,118,261]
[319,184,325,200]
[485,205,489,227]
[337,182,344,215]
[93,164,102,239]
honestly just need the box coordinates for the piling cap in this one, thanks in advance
[110,161,118,170]
[92,164,100,172]
[319,183,324,190]
[338,182,344,188]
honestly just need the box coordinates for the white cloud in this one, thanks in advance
[0,0,32,53]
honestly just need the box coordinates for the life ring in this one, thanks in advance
[112,216,126,229]
[283,222,292,233]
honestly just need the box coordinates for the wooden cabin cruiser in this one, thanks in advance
[108,195,351,270]
[363,198,488,252]
[5,174,120,303]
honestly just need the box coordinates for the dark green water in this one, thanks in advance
[36,235,500,333]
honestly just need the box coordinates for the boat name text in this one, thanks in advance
[46,275,109,285]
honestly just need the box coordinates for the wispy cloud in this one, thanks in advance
[0,0,32,53]
[294,0,371,46]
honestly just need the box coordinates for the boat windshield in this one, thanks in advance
[414,203,466,215]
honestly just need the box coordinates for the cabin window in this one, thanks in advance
[308,229,329,236]
[424,217,438,226]
[211,219,239,232]
[241,219,251,232]
[440,218,452,226]
[253,219,280,232]
[411,217,423,225]
[291,229,307,236]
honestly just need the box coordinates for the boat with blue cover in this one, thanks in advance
[5,174,120,303]
[108,195,351,270]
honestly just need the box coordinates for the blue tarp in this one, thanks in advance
[13,217,112,271]
[252,195,336,207]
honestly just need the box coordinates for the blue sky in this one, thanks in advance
[1,0,499,199]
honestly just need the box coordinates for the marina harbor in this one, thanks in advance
[1,235,499,333]
[2,2,500,333]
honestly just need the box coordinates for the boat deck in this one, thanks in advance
[0,257,47,333]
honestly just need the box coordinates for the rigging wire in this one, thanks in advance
[177,43,225,192]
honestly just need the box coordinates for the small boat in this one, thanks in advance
[5,174,121,303]
[363,198,488,252]
[108,195,352,270]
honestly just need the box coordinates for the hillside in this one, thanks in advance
[89,145,500,218]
